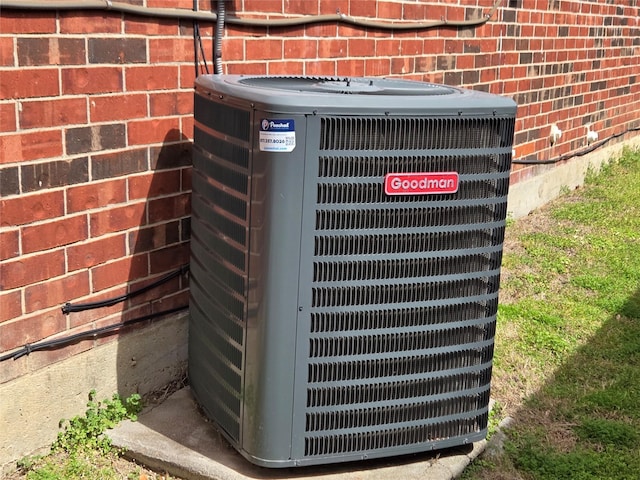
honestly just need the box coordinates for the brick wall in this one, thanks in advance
[1,0,639,379]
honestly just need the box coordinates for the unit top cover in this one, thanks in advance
[195,75,517,115]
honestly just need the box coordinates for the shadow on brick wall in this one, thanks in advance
[115,128,192,398]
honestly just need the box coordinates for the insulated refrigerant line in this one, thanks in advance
[61,264,189,314]
[0,0,504,31]
[0,305,188,362]
[513,126,640,165]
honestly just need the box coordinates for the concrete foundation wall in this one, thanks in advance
[0,312,188,473]
[508,137,640,219]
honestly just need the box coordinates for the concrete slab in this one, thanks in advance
[110,388,486,480]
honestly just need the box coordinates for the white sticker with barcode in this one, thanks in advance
[259,118,296,152]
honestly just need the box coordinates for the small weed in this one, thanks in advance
[14,390,146,480]
[487,401,504,439]
[54,389,142,454]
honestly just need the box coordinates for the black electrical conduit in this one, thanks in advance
[512,126,640,165]
[1,264,190,362]
[192,0,210,77]
[0,305,189,362]
[0,0,504,31]
[61,264,189,314]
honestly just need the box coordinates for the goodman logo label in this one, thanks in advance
[384,172,459,196]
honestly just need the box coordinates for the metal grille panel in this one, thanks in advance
[303,115,514,459]
[305,412,489,456]
[189,94,250,444]
[320,117,513,151]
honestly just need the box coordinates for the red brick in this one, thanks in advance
[128,220,180,253]
[90,93,147,122]
[0,229,20,260]
[0,69,59,99]
[128,171,182,200]
[181,166,192,191]
[0,130,63,163]
[59,11,122,34]
[17,37,86,67]
[365,58,391,76]
[126,273,181,309]
[91,148,147,181]
[268,61,305,75]
[149,243,190,274]
[66,287,127,329]
[22,215,88,254]
[89,202,146,237]
[319,0,343,14]
[61,67,123,95]
[0,190,65,227]
[456,54,475,70]
[305,60,337,76]
[349,39,377,57]
[0,12,57,34]
[288,0,320,15]
[226,62,267,76]
[179,65,197,90]
[149,91,193,117]
[125,65,180,91]
[25,271,90,314]
[246,39,283,61]
[0,37,14,66]
[0,290,22,322]
[350,0,376,17]
[243,0,282,12]
[148,0,195,8]
[125,17,177,35]
[0,308,67,352]
[0,103,16,132]
[391,57,414,75]
[148,193,190,223]
[127,118,182,145]
[376,40,401,57]
[337,59,365,77]
[91,254,149,292]
[0,250,65,290]
[19,98,88,129]
[304,23,340,38]
[150,290,189,317]
[400,39,424,56]
[149,38,195,63]
[378,1,403,19]
[222,38,244,62]
[67,180,127,214]
[282,38,320,59]
[67,235,127,271]
[181,116,194,140]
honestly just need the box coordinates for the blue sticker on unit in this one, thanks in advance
[259,118,296,152]
[261,118,295,131]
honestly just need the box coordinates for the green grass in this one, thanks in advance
[463,149,640,480]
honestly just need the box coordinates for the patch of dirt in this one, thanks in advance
[142,371,189,410]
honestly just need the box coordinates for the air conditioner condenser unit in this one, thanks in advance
[189,75,517,468]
